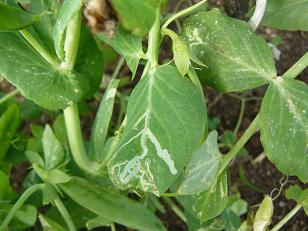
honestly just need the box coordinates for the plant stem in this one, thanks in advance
[19,29,59,66]
[147,7,161,67]
[64,104,99,174]
[111,57,125,79]
[60,11,99,174]
[0,184,44,230]
[219,114,260,173]
[162,0,207,29]
[54,197,77,231]
[163,197,187,223]
[61,13,81,71]
[0,89,19,105]
[270,204,302,231]
[111,223,116,231]
[233,99,246,135]
[283,52,308,79]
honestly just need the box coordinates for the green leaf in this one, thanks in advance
[253,196,273,231]
[42,183,58,205]
[42,125,65,170]
[14,204,38,227]
[29,0,60,55]
[108,65,206,195]
[194,170,228,222]
[285,185,308,215]
[182,9,276,92]
[86,216,112,230]
[53,115,68,147]
[221,209,241,231]
[33,164,71,184]
[0,170,10,199]
[109,0,159,36]
[0,2,37,31]
[53,0,82,60]
[97,26,144,78]
[75,25,104,99]
[90,79,119,161]
[26,150,45,167]
[259,78,308,182]
[39,214,67,231]
[0,32,88,110]
[0,104,20,160]
[262,0,308,31]
[60,177,166,231]
[178,131,220,195]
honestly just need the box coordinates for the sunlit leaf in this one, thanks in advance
[260,78,308,182]
[262,0,308,31]
[108,65,206,195]
[182,9,276,92]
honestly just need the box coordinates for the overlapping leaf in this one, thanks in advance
[0,2,37,31]
[97,26,144,78]
[260,78,308,182]
[108,65,206,195]
[182,9,276,92]
[178,131,220,195]
[60,177,166,231]
[262,0,308,31]
[109,0,159,36]
[194,170,228,222]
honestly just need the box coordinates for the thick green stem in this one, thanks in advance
[283,52,308,79]
[64,104,99,174]
[19,29,59,66]
[0,89,19,105]
[147,7,161,67]
[219,114,260,173]
[54,197,77,231]
[0,184,44,230]
[61,11,99,174]
[270,204,302,231]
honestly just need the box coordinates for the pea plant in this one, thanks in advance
[0,0,307,230]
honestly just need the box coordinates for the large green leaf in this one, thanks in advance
[75,25,104,99]
[194,170,228,222]
[182,9,276,92]
[53,0,82,60]
[262,0,308,31]
[259,78,308,182]
[178,131,220,195]
[0,104,20,160]
[108,65,206,195]
[97,26,144,78]
[60,177,166,231]
[0,32,96,110]
[0,2,37,31]
[109,0,158,36]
